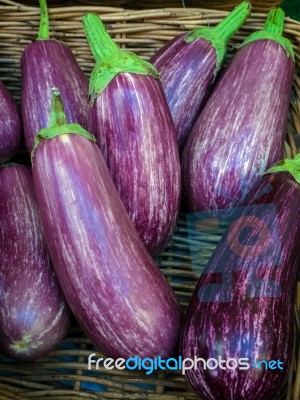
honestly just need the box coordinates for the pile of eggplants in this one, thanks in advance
[0,1,299,399]
[84,13,181,256]
[182,8,295,212]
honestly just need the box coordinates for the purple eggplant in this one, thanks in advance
[181,156,300,400]
[21,0,88,153]
[0,81,22,163]
[150,1,251,151]
[182,8,294,212]
[32,89,182,359]
[0,164,70,361]
[84,13,181,256]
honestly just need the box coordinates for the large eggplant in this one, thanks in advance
[0,164,70,361]
[32,89,182,359]
[181,156,300,400]
[0,81,22,163]
[150,1,251,151]
[182,8,294,212]
[21,0,88,153]
[84,14,181,256]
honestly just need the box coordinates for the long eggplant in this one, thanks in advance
[181,156,300,400]
[21,0,88,153]
[150,1,251,151]
[32,89,182,359]
[182,8,294,212]
[84,14,181,256]
[0,164,70,361]
[0,81,22,163]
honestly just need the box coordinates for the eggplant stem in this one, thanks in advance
[49,88,67,127]
[213,1,251,42]
[38,0,49,40]
[264,8,284,35]
[83,13,119,61]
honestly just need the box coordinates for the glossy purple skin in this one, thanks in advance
[0,81,22,162]
[21,40,89,153]
[181,172,300,400]
[182,40,294,212]
[89,74,181,256]
[32,134,182,359]
[0,165,70,361]
[151,33,217,151]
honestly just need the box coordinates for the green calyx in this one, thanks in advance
[83,13,160,105]
[263,154,300,184]
[31,88,96,161]
[185,1,251,74]
[37,0,50,40]
[241,8,294,61]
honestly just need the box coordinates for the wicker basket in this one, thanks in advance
[19,0,283,12]
[0,1,299,399]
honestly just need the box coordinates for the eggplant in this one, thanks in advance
[84,14,181,256]
[21,0,88,153]
[182,8,294,212]
[181,156,300,400]
[150,1,251,151]
[0,81,22,163]
[31,89,182,359]
[0,164,70,361]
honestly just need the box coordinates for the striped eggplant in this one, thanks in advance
[0,164,70,361]
[84,14,181,256]
[182,8,294,212]
[150,1,251,151]
[21,0,88,153]
[181,156,300,400]
[0,81,22,163]
[31,89,182,359]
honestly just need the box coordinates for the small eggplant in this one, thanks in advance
[84,14,181,256]
[182,8,294,212]
[0,164,70,361]
[151,1,251,151]
[0,81,22,163]
[21,0,89,153]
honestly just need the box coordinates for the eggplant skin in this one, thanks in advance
[0,165,70,361]
[21,40,89,153]
[32,134,182,359]
[182,40,294,212]
[89,74,181,256]
[0,81,22,163]
[151,34,217,151]
[181,172,300,400]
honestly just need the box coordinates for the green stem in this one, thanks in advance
[213,1,251,42]
[241,8,294,60]
[38,0,49,40]
[83,13,119,62]
[264,154,300,185]
[31,88,96,161]
[264,8,284,35]
[185,1,251,74]
[83,12,160,105]
[49,88,67,127]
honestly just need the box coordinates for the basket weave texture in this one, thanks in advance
[0,1,299,399]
